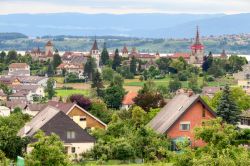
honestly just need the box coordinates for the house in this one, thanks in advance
[121,92,138,110]
[148,93,216,148]
[202,86,222,98]
[17,76,49,87]
[0,106,11,116]
[56,63,84,77]
[239,110,250,129]
[18,106,96,158]
[23,103,47,117]
[0,76,21,85]
[47,101,107,129]
[6,100,28,111]
[233,64,250,80]
[8,63,30,76]
[9,91,30,101]
[29,41,54,61]
[11,84,45,101]
[237,80,250,94]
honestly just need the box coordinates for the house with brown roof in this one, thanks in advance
[0,76,21,85]
[202,86,222,98]
[29,41,54,61]
[8,63,30,76]
[18,106,95,159]
[47,101,107,129]
[148,93,216,148]
[56,63,84,77]
[121,92,138,110]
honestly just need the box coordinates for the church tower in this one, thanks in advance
[190,26,205,64]
[45,40,54,57]
[90,38,100,68]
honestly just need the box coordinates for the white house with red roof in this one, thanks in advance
[121,92,138,110]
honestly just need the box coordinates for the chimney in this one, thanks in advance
[187,90,194,97]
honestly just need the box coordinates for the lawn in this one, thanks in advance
[124,75,237,88]
[55,89,89,98]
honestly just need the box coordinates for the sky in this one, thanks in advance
[1,0,250,15]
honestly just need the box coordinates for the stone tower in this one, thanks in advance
[90,39,100,68]
[45,40,54,57]
[190,26,205,64]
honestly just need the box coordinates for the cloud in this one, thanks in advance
[1,0,250,14]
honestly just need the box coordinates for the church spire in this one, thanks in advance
[195,26,201,45]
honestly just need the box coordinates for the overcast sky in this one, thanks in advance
[1,0,250,15]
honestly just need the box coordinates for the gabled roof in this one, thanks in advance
[18,106,95,143]
[172,53,190,59]
[47,101,75,113]
[148,93,216,134]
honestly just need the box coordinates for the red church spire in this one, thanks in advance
[191,26,204,51]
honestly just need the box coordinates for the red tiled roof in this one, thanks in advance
[171,53,190,59]
[122,92,138,105]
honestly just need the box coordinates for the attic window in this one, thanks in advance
[67,131,76,139]
[80,116,86,121]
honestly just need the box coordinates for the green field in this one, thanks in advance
[55,89,89,97]
[124,75,236,88]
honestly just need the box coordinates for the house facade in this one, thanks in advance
[8,63,30,76]
[18,106,96,159]
[239,110,250,129]
[48,101,107,130]
[148,93,216,148]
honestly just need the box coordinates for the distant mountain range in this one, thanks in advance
[0,13,250,38]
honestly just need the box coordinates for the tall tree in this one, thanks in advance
[112,49,121,70]
[6,50,18,63]
[100,42,109,66]
[92,70,104,97]
[202,51,213,72]
[216,85,241,125]
[47,63,54,77]
[46,78,56,100]
[52,51,62,69]
[130,56,137,74]
[25,131,70,166]
[0,51,6,63]
[104,84,126,109]
[84,57,97,80]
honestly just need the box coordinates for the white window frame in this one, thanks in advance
[180,121,191,131]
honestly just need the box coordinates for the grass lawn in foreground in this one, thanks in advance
[55,89,89,98]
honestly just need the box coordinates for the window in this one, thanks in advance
[71,147,76,153]
[67,131,76,139]
[80,116,86,121]
[202,109,206,118]
[180,122,190,131]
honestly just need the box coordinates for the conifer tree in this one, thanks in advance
[92,70,104,97]
[84,57,97,80]
[112,49,121,70]
[130,56,137,74]
[100,42,109,66]
[216,85,240,125]
[47,64,54,77]
[52,51,62,69]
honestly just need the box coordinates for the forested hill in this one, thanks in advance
[0,33,28,40]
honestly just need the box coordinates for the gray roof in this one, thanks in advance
[148,93,216,134]
[11,84,41,93]
[18,105,95,143]
[18,106,59,137]
[17,76,47,84]
[241,110,250,118]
